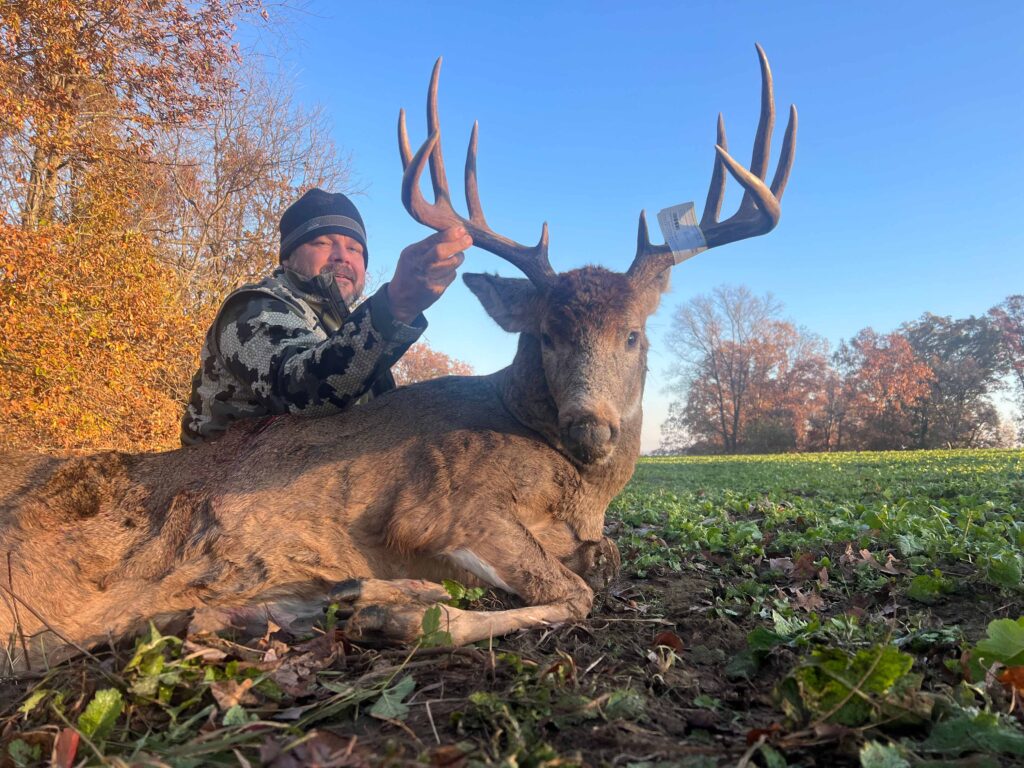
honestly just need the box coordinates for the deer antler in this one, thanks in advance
[628,43,797,283]
[399,58,555,288]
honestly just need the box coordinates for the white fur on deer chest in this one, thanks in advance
[448,548,516,595]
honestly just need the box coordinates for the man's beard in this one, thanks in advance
[320,264,361,304]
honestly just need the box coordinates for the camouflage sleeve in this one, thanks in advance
[215,285,425,416]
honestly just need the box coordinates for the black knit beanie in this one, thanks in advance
[279,189,368,264]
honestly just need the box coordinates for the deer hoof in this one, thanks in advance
[578,537,621,591]
[329,579,363,602]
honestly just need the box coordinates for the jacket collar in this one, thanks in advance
[275,266,351,324]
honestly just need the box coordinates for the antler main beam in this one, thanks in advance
[399,58,555,288]
[629,43,797,284]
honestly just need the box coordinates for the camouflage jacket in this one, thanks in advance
[180,267,425,445]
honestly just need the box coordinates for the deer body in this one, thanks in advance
[1,309,638,669]
[0,46,795,671]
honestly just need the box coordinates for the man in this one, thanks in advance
[181,188,472,445]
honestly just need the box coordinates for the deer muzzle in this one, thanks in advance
[561,412,620,465]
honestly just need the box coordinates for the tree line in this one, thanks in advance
[0,0,468,452]
[658,286,1023,454]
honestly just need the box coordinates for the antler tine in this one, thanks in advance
[401,128,446,225]
[770,104,798,200]
[398,59,556,288]
[699,113,728,231]
[398,108,413,169]
[426,58,451,203]
[736,43,775,216]
[464,121,486,225]
[698,43,797,249]
[627,210,673,283]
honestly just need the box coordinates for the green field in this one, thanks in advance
[2,450,1023,767]
[617,450,1024,589]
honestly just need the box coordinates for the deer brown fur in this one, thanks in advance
[0,46,795,672]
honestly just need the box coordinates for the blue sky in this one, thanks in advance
[249,1,1023,452]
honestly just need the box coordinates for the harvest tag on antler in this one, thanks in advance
[656,202,707,263]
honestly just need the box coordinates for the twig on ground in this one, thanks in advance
[379,645,488,663]
[376,714,423,746]
[6,551,31,670]
[425,699,440,744]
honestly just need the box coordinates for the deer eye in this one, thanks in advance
[626,331,641,349]
[541,333,554,349]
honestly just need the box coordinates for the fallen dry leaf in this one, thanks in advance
[791,588,825,613]
[210,678,257,710]
[651,630,686,655]
[792,552,818,581]
[855,548,908,575]
[182,639,228,662]
[540,653,577,683]
[840,543,859,566]
[998,666,1024,695]
[52,728,79,768]
[429,744,470,767]
[264,730,363,768]
[745,723,782,745]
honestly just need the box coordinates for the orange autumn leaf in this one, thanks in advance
[998,666,1024,695]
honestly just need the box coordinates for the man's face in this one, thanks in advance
[284,233,366,305]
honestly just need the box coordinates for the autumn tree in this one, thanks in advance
[392,343,473,386]
[0,0,276,452]
[662,285,778,452]
[990,295,1024,439]
[0,0,261,228]
[901,313,1005,448]
[660,285,828,454]
[801,367,843,451]
[143,64,354,314]
[0,158,198,450]
[838,329,933,450]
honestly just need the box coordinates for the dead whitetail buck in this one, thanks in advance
[0,45,795,672]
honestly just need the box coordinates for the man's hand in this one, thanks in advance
[387,226,472,324]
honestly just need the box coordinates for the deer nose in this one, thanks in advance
[562,414,619,464]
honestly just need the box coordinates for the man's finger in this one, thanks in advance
[423,260,464,284]
[417,225,470,250]
[427,250,465,270]
[432,237,472,262]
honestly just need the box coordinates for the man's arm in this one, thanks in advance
[215,288,425,416]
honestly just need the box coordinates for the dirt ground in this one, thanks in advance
[2,559,1022,767]
[240,564,1023,767]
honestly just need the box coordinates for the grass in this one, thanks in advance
[2,448,1023,767]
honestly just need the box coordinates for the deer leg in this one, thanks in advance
[561,536,621,592]
[325,578,581,646]
[339,513,598,645]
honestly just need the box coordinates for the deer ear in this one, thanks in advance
[640,268,672,315]
[464,273,540,333]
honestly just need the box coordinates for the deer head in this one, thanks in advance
[398,46,796,466]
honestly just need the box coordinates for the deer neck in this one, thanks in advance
[495,335,644,485]
[495,334,562,449]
